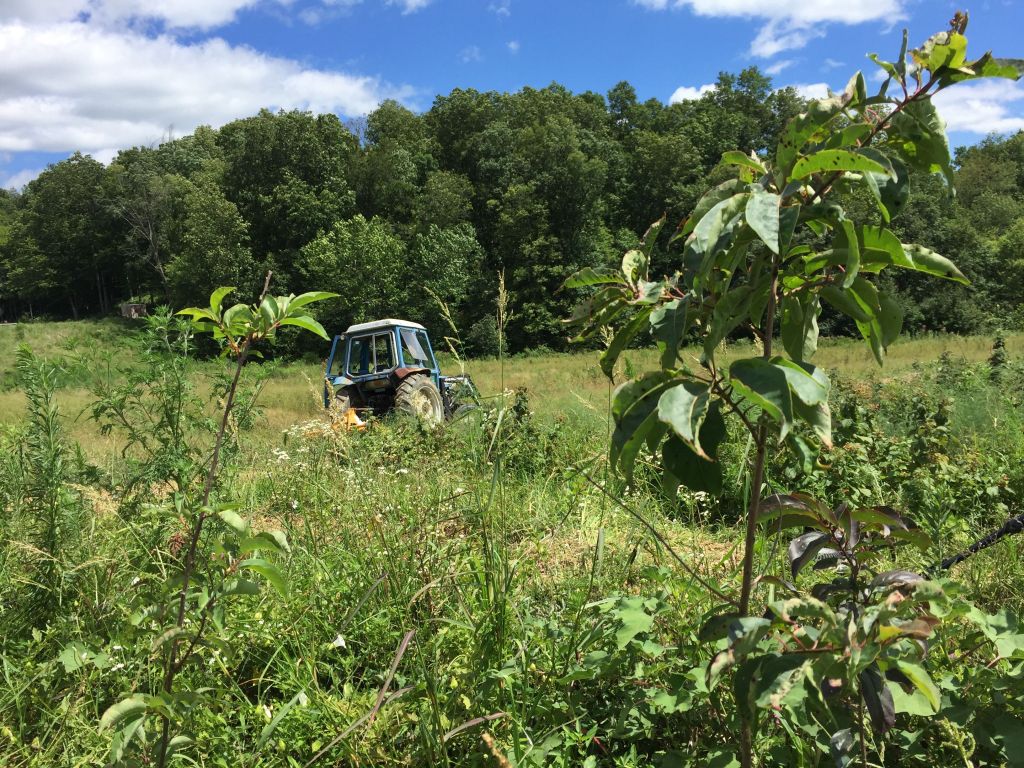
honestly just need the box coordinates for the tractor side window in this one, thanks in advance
[347,336,371,376]
[416,330,436,369]
[400,328,434,369]
[373,333,395,372]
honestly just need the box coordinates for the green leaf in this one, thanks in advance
[258,296,278,331]
[836,219,860,288]
[610,372,673,479]
[793,398,833,449]
[790,150,891,182]
[220,578,262,597]
[612,596,654,649]
[721,150,766,175]
[240,558,289,598]
[897,244,968,284]
[780,293,819,363]
[600,308,652,379]
[688,193,750,257]
[209,287,236,318]
[621,249,647,284]
[649,299,690,369]
[859,150,909,222]
[878,292,903,348]
[745,191,782,254]
[662,403,726,495]
[166,735,194,761]
[657,380,711,457]
[772,358,829,406]
[729,357,793,434]
[775,100,843,182]
[216,508,249,536]
[703,285,753,360]
[562,267,626,289]
[100,695,148,731]
[176,307,219,324]
[943,54,1024,85]
[892,660,940,712]
[888,99,953,186]
[888,681,937,716]
[222,303,254,333]
[279,315,330,340]
[677,179,747,239]
[286,291,339,311]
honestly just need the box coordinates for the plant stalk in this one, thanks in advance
[738,261,779,768]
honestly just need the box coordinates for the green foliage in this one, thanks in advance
[567,22,1022,766]
[96,284,336,767]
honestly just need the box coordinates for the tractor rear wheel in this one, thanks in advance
[394,374,444,423]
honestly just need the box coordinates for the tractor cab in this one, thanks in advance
[323,319,475,423]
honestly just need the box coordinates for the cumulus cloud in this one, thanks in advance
[632,0,906,57]
[933,80,1024,135]
[489,0,512,17]
[669,83,716,103]
[2,0,274,31]
[0,20,413,155]
[507,40,520,53]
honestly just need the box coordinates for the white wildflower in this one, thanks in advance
[331,634,347,649]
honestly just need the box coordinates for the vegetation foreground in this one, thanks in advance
[0,317,1023,767]
[2,20,1024,768]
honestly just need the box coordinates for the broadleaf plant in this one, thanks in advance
[566,18,1021,768]
[99,276,337,767]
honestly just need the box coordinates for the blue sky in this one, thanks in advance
[2,0,1022,189]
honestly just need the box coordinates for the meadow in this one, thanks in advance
[1,316,1023,767]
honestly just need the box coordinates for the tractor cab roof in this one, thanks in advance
[344,319,426,334]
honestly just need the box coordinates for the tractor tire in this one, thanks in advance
[394,374,444,423]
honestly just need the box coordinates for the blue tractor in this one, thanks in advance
[323,319,476,423]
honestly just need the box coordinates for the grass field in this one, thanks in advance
[1,319,1023,766]
[3,318,1022,450]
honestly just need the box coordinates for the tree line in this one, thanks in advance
[0,68,1021,352]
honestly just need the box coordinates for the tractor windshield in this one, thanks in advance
[400,328,435,369]
[347,332,396,375]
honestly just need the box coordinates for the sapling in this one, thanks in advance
[99,276,337,767]
[567,18,1021,766]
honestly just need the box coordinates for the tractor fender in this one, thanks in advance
[392,366,430,382]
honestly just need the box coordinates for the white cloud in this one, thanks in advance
[764,58,794,76]
[0,21,413,155]
[933,80,1024,135]
[789,82,831,100]
[750,19,823,58]
[669,83,716,103]
[2,166,45,190]
[1,0,275,31]
[459,45,482,63]
[489,0,512,17]
[385,0,432,13]
[632,0,907,57]
[823,58,844,70]
[507,40,520,53]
